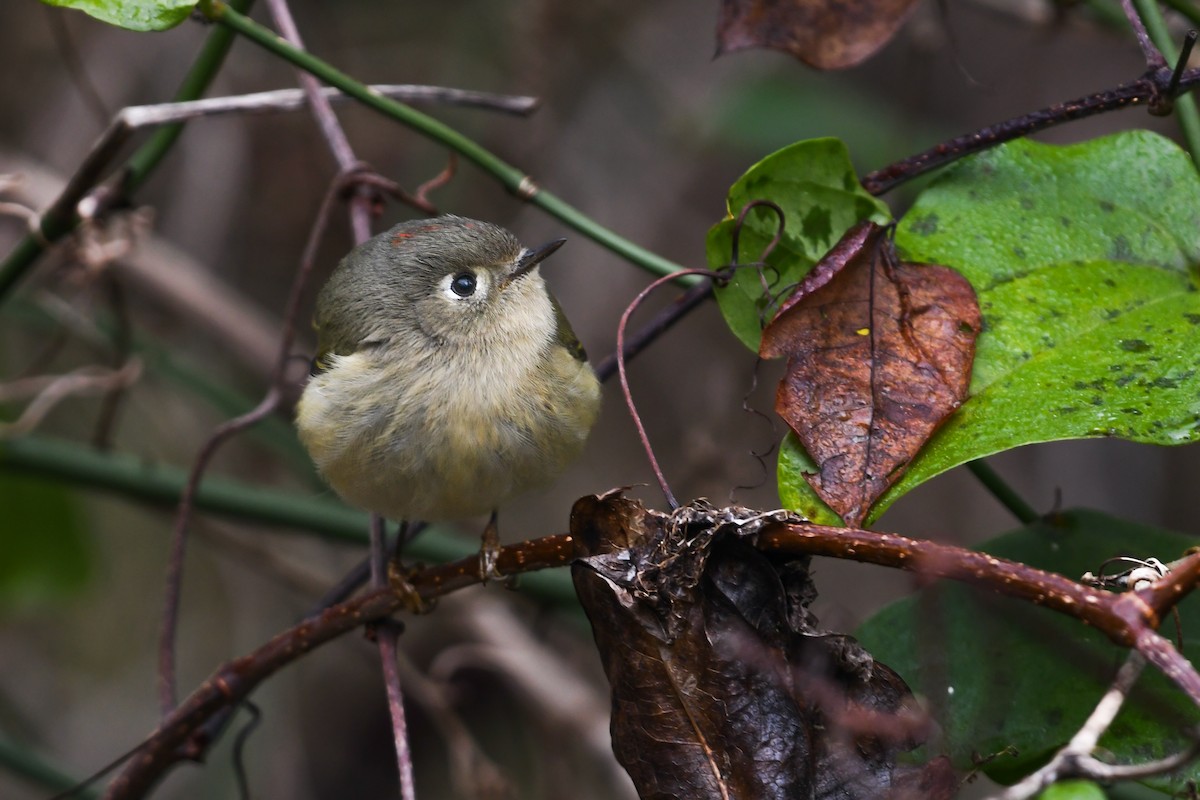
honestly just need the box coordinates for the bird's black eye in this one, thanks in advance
[450,272,477,297]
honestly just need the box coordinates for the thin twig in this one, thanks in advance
[367,513,418,800]
[390,646,515,798]
[377,624,417,800]
[0,82,536,299]
[616,268,730,509]
[105,86,537,130]
[993,651,1146,799]
[593,279,713,384]
[0,0,253,301]
[413,154,458,212]
[1132,0,1200,161]
[105,533,578,799]
[605,201,787,508]
[0,360,142,438]
[264,0,372,240]
[862,66,1200,194]
[195,0,687,280]
[1119,0,1168,69]
[157,166,367,715]
[1166,31,1198,105]
[990,645,1200,797]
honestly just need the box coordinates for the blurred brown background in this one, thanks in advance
[0,1,1196,797]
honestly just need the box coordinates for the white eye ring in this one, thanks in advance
[440,270,488,301]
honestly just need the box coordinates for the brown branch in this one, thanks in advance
[1119,0,1169,70]
[861,66,1200,195]
[369,513,417,800]
[105,534,576,799]
[756,522,1200,705]
[107,498,1200,798]
[264,0,373,242]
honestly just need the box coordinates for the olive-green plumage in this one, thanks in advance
[296,216,600,521]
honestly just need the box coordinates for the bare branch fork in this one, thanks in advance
[994,651,1200,799]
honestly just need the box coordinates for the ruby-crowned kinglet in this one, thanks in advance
[296,215,601,522]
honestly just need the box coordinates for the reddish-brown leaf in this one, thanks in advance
[716,0,920,70]
[571,494,943,800]
[760,222,980,527]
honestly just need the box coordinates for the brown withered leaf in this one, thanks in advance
[571,494,946,800]
[759,222,980,527]
[716,0,920,70]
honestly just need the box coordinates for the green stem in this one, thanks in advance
[1134,0,1200,167]
[1160,0,1200,29]
[198,0,686,279]
[0,434,577,604]
[966,460,1040,525]
[0,0,254,301]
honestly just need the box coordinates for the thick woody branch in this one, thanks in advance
[756,522,1200,704]
[104,511,1200,798]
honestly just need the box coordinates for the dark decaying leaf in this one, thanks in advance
[760,222,980,527]
[715,0,921,70]
[570,493,952,800]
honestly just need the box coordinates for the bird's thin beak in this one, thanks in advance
[510,238,566,280]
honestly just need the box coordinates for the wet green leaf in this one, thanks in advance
[41,0,195,32]
[856,508,1200,793]
[868,131,1200,521]
[777,433,843,526]
[1037,781,1107,800]
[706,138,891,351]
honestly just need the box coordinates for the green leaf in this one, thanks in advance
[868,131,1200,521]
[776,433,843,526]
[855,508,1200,793]
[41,0,196,32]
[0,474,90,610]
[705,138,891,351]
[1037,781,1108,800]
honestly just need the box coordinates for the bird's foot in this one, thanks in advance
[478,510,505,584]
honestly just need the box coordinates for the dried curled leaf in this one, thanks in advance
[571,494,944,799]
[716,0,920,69]
[760,222,980,527]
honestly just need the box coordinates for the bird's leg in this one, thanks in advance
[478,510,504,583]
[387,519,410,575]
[383,519,431,614]
[385,558,429,614]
